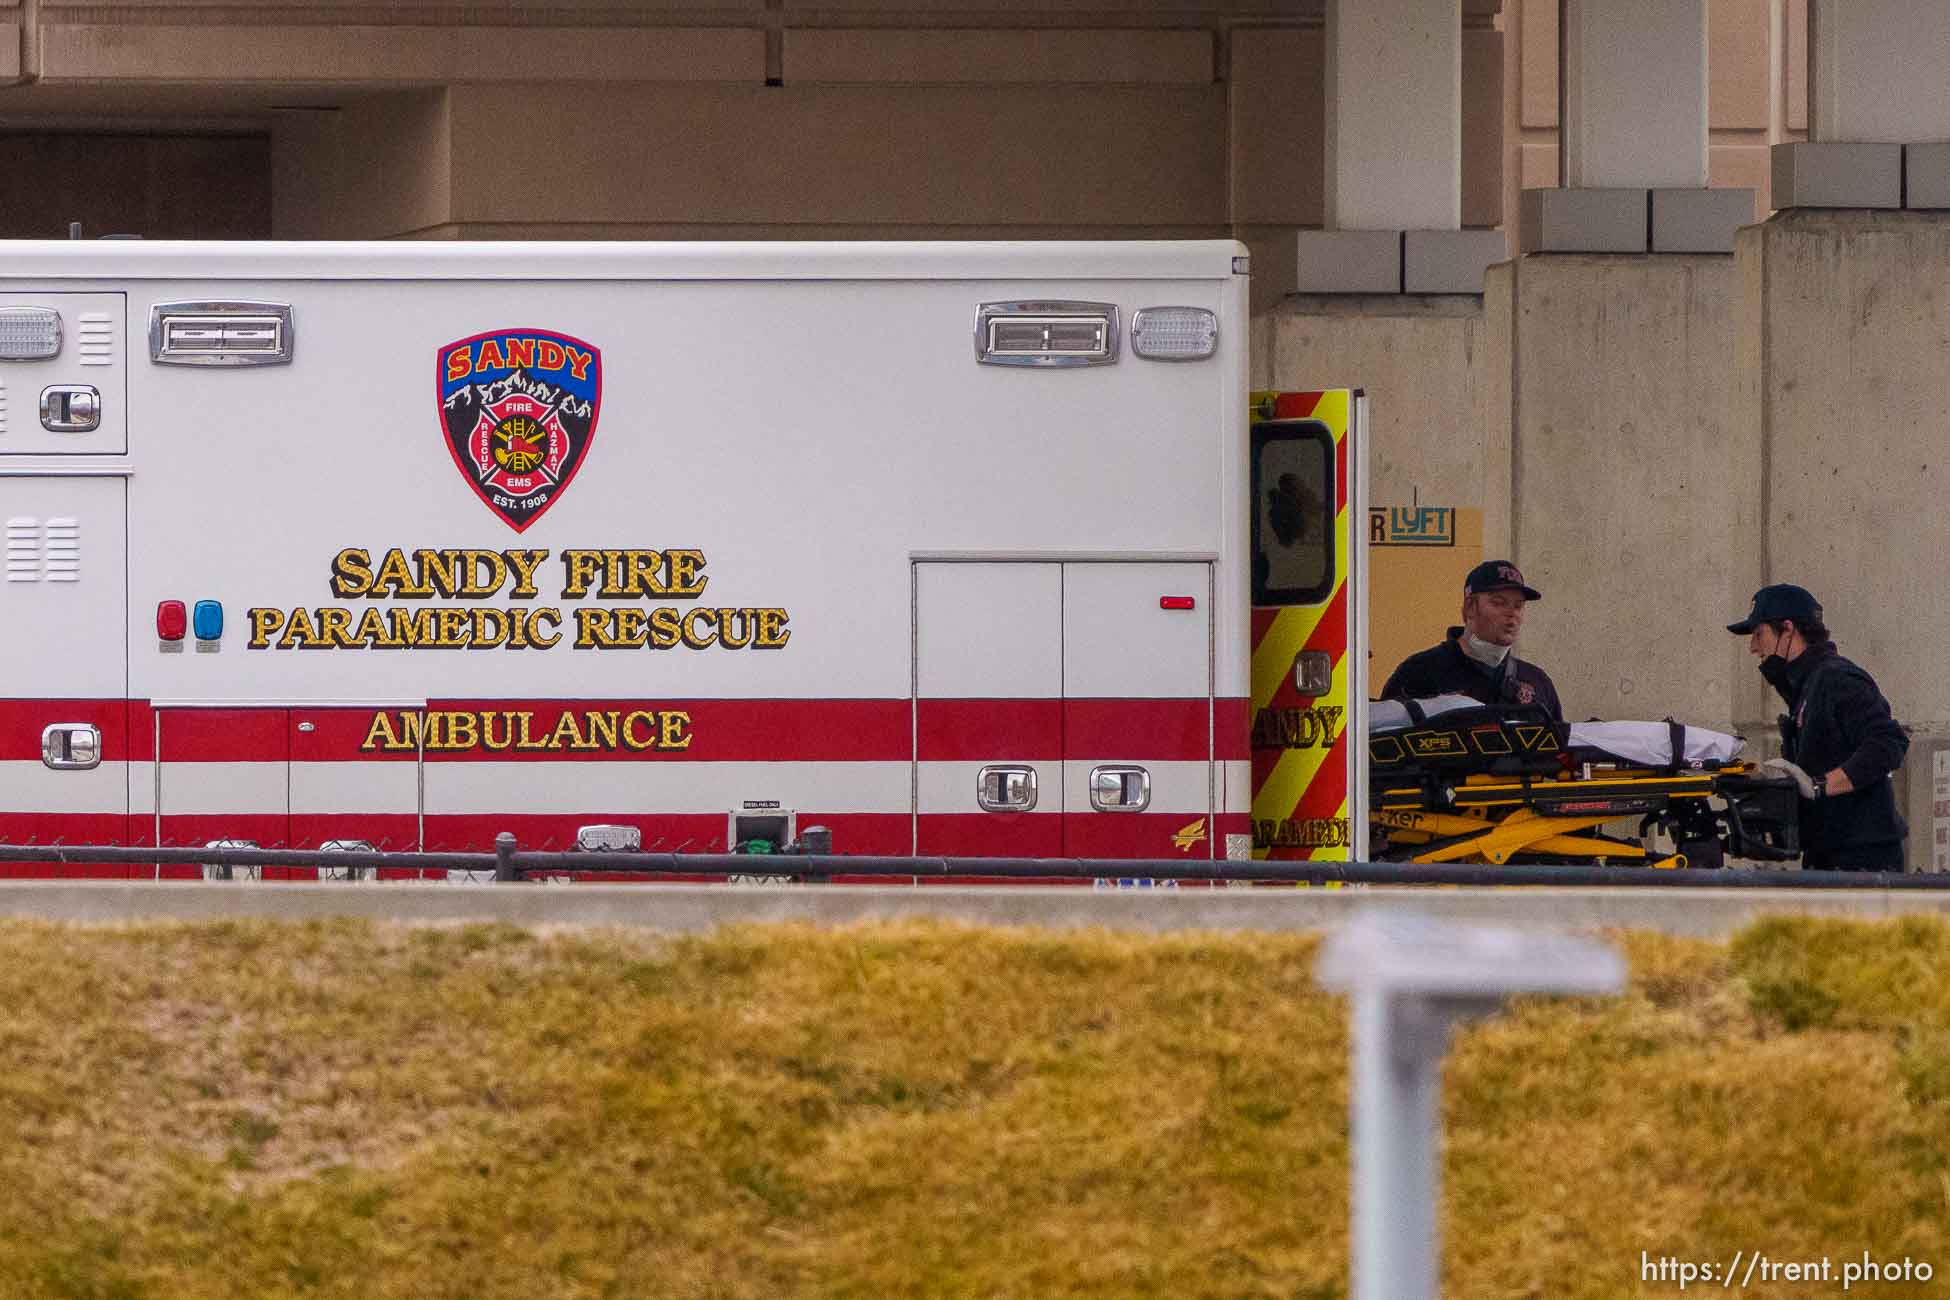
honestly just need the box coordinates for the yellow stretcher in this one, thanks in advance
[1368,703,1799,869]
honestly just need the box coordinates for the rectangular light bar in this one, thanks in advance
[975,301,1119,367]
[1131,306,1218,361]
[0,307,62,361]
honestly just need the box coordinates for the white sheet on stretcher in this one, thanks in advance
[1369,695,1745,767]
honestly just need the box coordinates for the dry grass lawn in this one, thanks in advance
[0,913,1944,1298]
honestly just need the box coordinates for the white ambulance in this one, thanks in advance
[0,241,1363,877]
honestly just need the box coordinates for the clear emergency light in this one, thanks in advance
[1130,307,1218,361]
[975,301,1119,367]
[0,307,61,361]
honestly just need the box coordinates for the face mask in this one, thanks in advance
[1461,631,1511,669]
[1760,654,1791,691]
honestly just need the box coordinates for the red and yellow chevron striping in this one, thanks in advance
[1250,389,1354,860]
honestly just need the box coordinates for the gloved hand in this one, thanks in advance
[1760,756,1819,799]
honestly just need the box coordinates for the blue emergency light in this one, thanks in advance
[192,600,224,641]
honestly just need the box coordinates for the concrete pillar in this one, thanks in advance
[1502,253,1753,735]
[1527,0,1750,253]
[1562,0,1708,189]
[1752,9,1950,855]
[1299,0,1505,294]
[1326,0,1460,231]
[1737,211,1950,868]
[1759,9,1950,856]
[1809,0,1950,141]
[1776,1,1950,209]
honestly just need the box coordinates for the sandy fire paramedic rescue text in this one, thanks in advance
[246,547,792,652]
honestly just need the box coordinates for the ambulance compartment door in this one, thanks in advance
[914,562,1063,856]
[1062,562,1213,859]
[290,707,425,862]
[155,708,290,872]
[0,474,129,848]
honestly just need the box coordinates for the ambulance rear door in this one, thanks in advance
[913,559,1215,860]
[1248,389,1363,860]
[914,561,1064,857]
[1061,561,1213,859]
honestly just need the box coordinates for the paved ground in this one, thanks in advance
[0,881,1943,938]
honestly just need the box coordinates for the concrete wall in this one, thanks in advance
[1507,254,1752,732]
[0,881,1944,939]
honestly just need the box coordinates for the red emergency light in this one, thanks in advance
[1159,596,1196,610]
[157,600,187,641]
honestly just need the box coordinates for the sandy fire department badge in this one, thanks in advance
[438,329,601,532]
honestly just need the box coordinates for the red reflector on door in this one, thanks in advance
[157,600,187,641]
[1159,596,1196,610]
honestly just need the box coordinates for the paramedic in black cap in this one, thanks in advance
[1729,583,1909,870]
[1379,560,1562,722]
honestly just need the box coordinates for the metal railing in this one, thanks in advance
[0,837,1947,887]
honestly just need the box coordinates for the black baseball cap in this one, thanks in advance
[1727,583,1822,634]
[1464,560,1541,601]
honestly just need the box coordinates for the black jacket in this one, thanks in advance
[1379,628,1563,723]
[1763,641,1909,869]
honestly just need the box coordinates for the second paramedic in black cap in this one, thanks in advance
[1379,560,1563,721]
[1729,583,1909,870]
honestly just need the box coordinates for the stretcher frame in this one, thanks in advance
[1368,705,1799,869]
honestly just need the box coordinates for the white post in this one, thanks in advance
[1317,917,1626,1300]
[1347,986,1445,1296]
